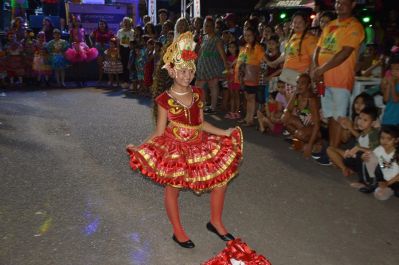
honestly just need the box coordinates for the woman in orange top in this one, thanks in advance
[268,12,318,95]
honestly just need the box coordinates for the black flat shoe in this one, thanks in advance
[172,235,195,248]
[206,222,235,241]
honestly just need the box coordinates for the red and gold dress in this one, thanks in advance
[127,87,243,193]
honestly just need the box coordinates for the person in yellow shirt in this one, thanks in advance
[267,12,317,96]
[312,0,364,149]
[283,12,318,74]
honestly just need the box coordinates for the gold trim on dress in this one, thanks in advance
[169,120,202,129]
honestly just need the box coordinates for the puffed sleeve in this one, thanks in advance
[155,92,170,110]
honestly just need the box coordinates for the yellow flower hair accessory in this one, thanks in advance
[163,31,197,71]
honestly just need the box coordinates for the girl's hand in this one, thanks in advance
[126,144,136,152]
[224,128,235,136]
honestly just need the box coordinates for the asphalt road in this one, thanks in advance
[0,86,398,265]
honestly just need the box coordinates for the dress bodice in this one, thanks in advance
[155,87,204,143]
[155,86,204,126]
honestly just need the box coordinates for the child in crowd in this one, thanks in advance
[144,22,157,40]
[153,41,163,70]
[224,41,241,119]
[66,14,98,87]
[327,106,380,178]
[166,30,175,48]
[134,26,145,47]
[221,30,233,51]
[22,29,37,84]
[361,125,399,200]
[236,27,265,127]
[257,91,284,135]
[90,19,114,83]
[263,35,283,103]
[159,21,173,46]
[128,40,138,92]
[381,54,399,125]
[5,31,25,86]
[103,38,123,87]
[33,31,51,86]
[275,79,289,109]
[338,92,376,145]
[260,24,274,49]
[282,73,321,158]
[135,44,146,94]
[47,29,69,87]
[356,43,383,77]
[143,39,155,94]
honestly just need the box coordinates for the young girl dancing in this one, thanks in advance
[126,32,243,248]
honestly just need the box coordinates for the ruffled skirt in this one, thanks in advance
[127,126,243,193]
[7,55,25,77]
[103,60,123,74]
[65,47,98,63]
[49,54,69,70]
[32,55,51,76]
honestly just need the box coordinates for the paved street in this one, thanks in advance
[0,86,398,265]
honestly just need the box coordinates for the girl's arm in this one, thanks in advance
[265,53,285,68]
[340,117,360,138]
[142,105,168,144]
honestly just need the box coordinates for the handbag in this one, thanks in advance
[279,68,300,86]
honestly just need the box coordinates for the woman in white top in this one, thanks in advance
[117,17,135,88]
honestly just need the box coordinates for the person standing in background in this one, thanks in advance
[116,17,135,89]
[155,9,168,37]
[312,0,364,150]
